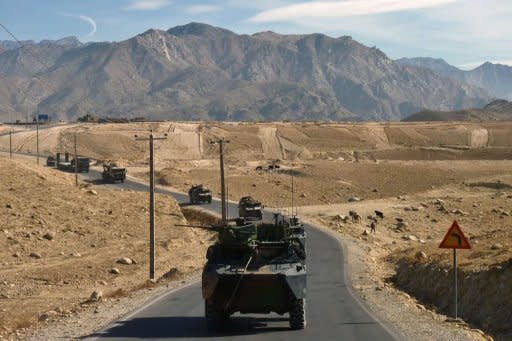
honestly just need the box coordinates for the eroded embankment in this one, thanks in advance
[394,258,512,340]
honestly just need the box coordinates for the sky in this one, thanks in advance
[0,0,511,69]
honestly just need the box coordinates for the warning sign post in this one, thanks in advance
[439,221,471,320]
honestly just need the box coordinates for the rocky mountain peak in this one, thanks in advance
[167,22,236,38]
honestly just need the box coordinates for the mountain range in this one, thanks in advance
[0,23,502,122]
[396,58,512,101]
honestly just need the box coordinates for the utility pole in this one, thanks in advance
[135,130,167,280]
[9,130,12,159]
[211,138,230,223]
[36,117,39,165]
[74,133,78,187]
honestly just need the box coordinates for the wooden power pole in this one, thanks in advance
[211,138,230,223]
[135,130,167,280]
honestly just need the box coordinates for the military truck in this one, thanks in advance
[238,196,263,220]
[46,156,57,167]
[102,162,126,183]
[192,213,307,330]
[56,153,90,173]
[188,184,212,204]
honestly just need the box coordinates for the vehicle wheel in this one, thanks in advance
[205,299,224,331]
[289,298,306,330]
[208,198,212,204]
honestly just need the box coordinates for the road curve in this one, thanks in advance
[83,171,400,340]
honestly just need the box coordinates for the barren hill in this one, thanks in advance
[0,23,489,122]
[403,99,512,122]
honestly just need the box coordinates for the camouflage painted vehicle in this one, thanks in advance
[102,162,127,183]
[188,184,212,204]
[199,213,307,330]
[238,196,263,220]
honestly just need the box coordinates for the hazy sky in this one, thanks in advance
[1,0,511,69]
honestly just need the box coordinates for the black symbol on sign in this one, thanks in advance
[451,233,461,245]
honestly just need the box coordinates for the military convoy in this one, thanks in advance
[180,150,307,331]
[238,196,263,220]
[46,152,90,173]
[188,184,212,204]
[102,162,127,183]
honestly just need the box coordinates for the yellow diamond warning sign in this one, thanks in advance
[439,221,471,249]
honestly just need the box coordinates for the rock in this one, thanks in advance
[43,231,56,240]
[491,243,503,250]
[98,280,108,285]
[38,310,57,322]
[87,189,98,195]
[71,252,81,257]
[162,267,179,279]
[110,267,120,275]
[348,196,361,202]
[396,221,408,229]
[12,252,20,258]
[300,193,307,198]
[5,204,12,209]
[116,257,133,265]
[404,207,411,211]
[411,206,420,211]
[502,211,510,216]
[251,183,256,187]
[372,188,379,193]
[397,195,407,200]
[30,252,42,259]
[408,235,418,242]
[58,252,65,256]
[453,209,468,216]
[415,251,428,260]
[362,229,369,236]
[89,290,103,302]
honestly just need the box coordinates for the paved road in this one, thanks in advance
[83,171,399,340]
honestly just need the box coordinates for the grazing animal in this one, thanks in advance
[375,210,384,219]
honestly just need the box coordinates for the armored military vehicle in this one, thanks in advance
[188,184,212,204]
[238,196,263,220]
[102,162,127,183]
[199,213,307,330]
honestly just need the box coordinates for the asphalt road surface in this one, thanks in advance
[83,170,399,340]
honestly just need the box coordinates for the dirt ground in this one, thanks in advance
[1,121,512,340]
[0,157,214,340]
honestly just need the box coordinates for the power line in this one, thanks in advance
[0,23,24,47]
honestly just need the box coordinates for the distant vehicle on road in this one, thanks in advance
[188,184,212,204]
[56,153,90,173]
[46,156,56,167]
[102,162,126,183]
[238,196,263,220]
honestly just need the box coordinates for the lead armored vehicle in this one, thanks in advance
[102,162,127,183]
[197,213,307,330]
[238,196,263,220]
[188,184,212,204]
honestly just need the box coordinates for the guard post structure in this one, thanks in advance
[135,130,168,280]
